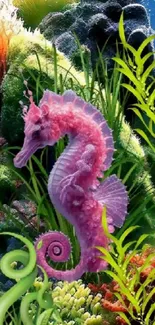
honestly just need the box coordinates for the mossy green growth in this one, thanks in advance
[13,0,78,29]
[1,32,86,145]
[114,119,155,240]
[118,119,154,202]
[0,165,15,203]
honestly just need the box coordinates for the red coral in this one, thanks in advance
[102,299,127,313]
[89,246,155,325]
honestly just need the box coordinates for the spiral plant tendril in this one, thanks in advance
[14,89,128,281]
[0,232,54,325]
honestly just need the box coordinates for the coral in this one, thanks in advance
[30,279,105,324]
[13,0,79,29]
[1,31,86,145]
[89,245,155,325]
[51,280,103,324]
[88,216,155,325]
[0,0,24,83]
[39,0,154,74]
[14,88,128,281]
[0,201,41,239]
[0,1,24,35]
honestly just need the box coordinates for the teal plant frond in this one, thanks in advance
[113,13,155,151]
[96,207,155,324]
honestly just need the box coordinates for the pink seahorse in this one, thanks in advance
[14,89,128,282]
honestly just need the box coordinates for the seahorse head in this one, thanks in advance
[14,89,62,168]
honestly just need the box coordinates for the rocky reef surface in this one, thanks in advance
[39,0,154,73]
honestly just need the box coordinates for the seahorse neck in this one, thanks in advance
[51,110,104,150]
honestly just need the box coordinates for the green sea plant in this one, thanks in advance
[113,13,155,151]
[0,165,16,203]
[1,31,86,145]
[0,233,109,325]
[0,232,62,325]
[13,0,78,29]
[96,207,155,325]
[0,232,37,325]
[111,119,155,240]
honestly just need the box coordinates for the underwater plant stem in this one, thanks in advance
[0,267,37,325]
[0,232,37,325]
[20,268,53,324]
[53,44,58,93]
[20,292,38,325]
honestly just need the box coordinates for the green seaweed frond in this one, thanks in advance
[113,13,155,151]
[96,207,155,325]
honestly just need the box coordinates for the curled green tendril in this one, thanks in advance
[36,308,62,325]
[0,232,37,325]
[20,267,54,325]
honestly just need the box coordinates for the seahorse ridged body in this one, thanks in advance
[14,89,128,281]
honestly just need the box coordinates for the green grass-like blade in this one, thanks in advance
[105,271,140,311]
[119,226,140,246]
[145,303,155,325]
[134,234,149,250]
[115,67,144,95]
[137,35,155,57]
[141,60,155,84]
[96,247,123,277]
[142,287,155,314]
[116,312,131,325]
[121,83,145,104]
[135,129,155,151]
[122,163,138,185]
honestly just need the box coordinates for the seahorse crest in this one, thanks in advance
[40,89,114,171]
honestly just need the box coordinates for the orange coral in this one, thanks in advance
[0,26,11,83]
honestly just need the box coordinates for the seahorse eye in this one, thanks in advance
[32,130,40,139]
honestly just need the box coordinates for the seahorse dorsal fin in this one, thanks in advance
[39,89,63,106]
[40,89,114,170]
[62,90,114,169]
[93,175,128,228]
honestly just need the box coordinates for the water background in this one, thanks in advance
[139,0,155,30]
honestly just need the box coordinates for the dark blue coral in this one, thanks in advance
[39,0,155,72]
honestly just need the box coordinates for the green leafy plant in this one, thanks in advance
[113,13,155,151]
[96,207,155,325]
